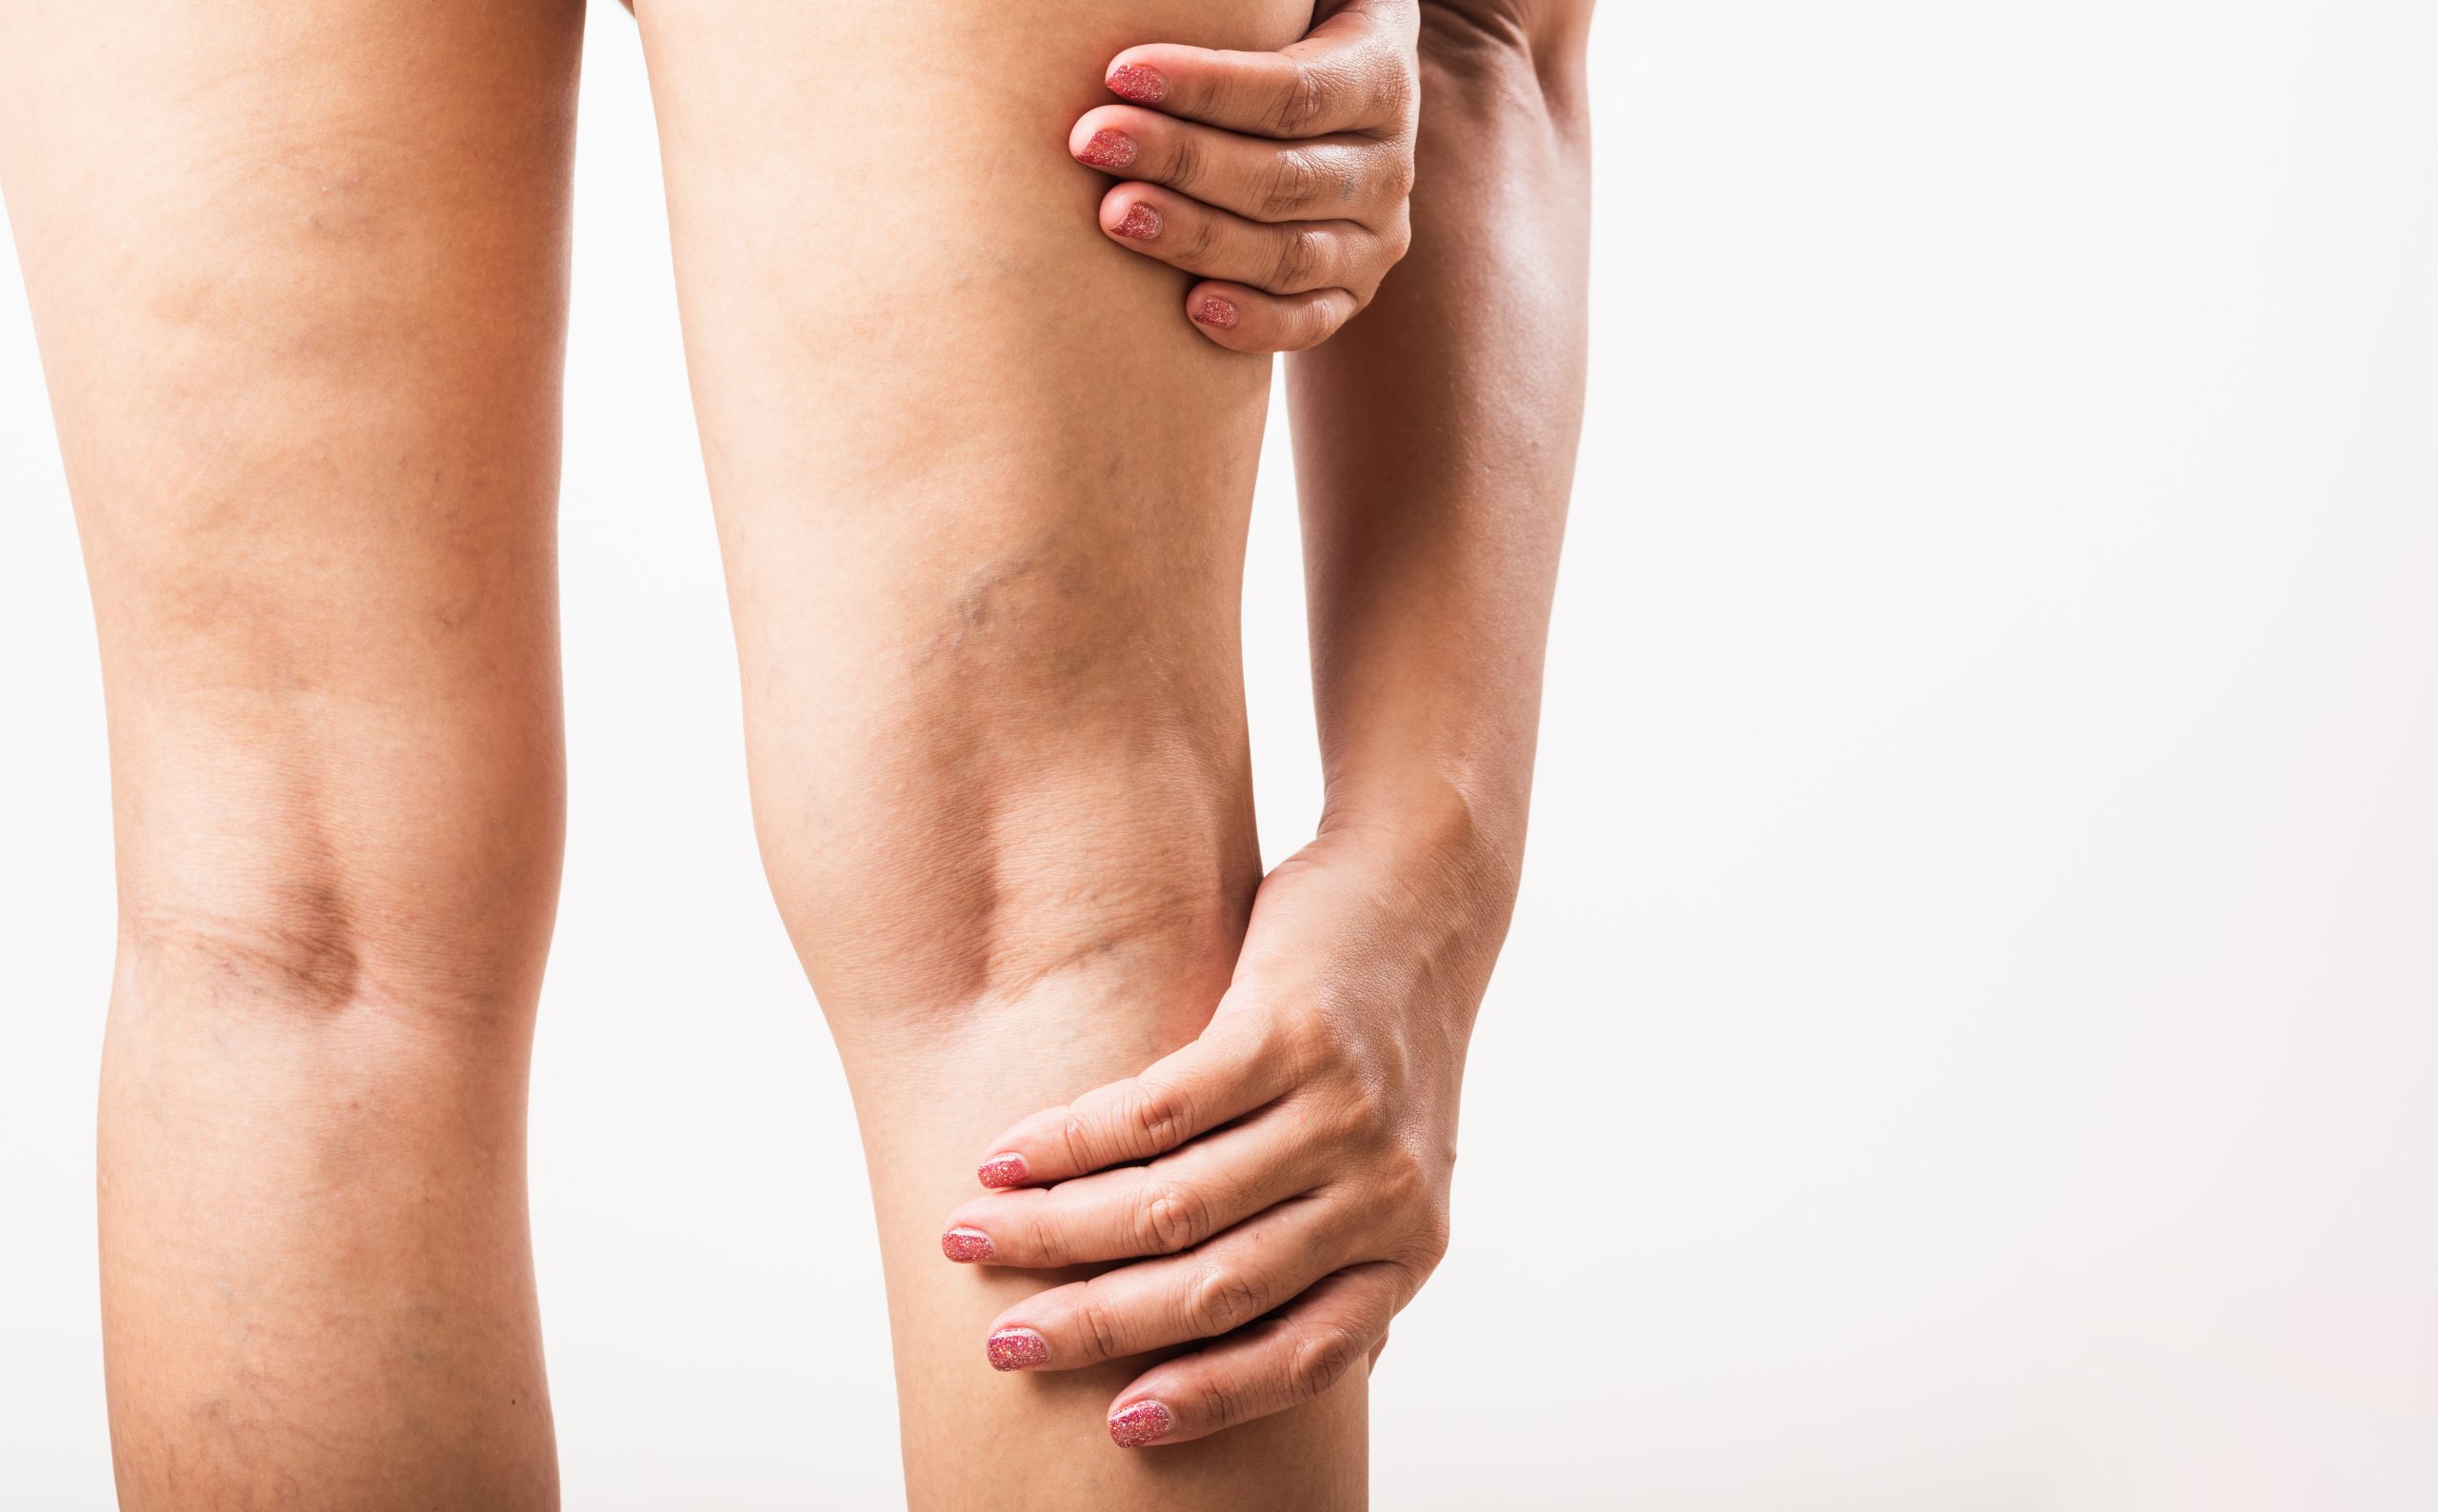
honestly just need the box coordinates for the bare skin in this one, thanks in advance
[639,0,1590,1494]
[616,0,1423,354]
[0,1,580,1505]
[944,0,1596,1449]
[635,1,1369,1502]
[0,0,1588,1505]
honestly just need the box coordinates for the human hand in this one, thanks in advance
[939,817,1519,1446]
[1070,0,1420,353]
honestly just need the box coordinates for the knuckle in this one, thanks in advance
[1382,58,1421,126]
[1269,228,1322,289]
[1372,1146,1427,1204]
[1164,128,1209,193]
[1415,1208,1453,1266]
[1321,1084,1394,1146]
[1136,1181,1210,1255]
[1383,209,1414,263]
[1391,1235,1445,1290]
[1394,1137,1442,1191]
[1275,1006,1334,1072]
[1057,1109,1098,1168]
[1185,1263,1269,1337]
[1246,1005,1309,1076]
[1127,1078,1194,1150]
[1257,150,1321,219]
[1178,209,1223,264]
[1285,300,1343,353]
[1288,1324,1364,1403]
[1191,1371,1249,1428]
[1270,64,1325,135]
[1019,1208,1068,1264]
[1295,999,1368,1073]
[1074,1294,1128,1363]
[1387,1188,1452,1275]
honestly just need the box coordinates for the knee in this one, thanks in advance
[124,885,373,1017]
[762,743,1262,1036]
[120,886,550,1038]
[114,785,560,1035]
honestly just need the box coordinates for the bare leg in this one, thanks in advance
[637,0,1364,1504]
[0,2,582,1504]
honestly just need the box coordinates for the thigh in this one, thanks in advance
[641,3,1367,1507]
[637,0,1301,1014]
[0,0,581,966]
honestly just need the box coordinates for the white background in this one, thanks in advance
[7,2,2437,1506]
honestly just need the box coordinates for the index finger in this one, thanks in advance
[1105,0,1418,140]
[971,1005,1295,1187]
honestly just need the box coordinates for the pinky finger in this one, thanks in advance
[1185,280,1360,354]
[1104,1263,1405,1448]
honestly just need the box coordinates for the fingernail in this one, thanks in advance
[1107,63,1169,105]
[941,1226,995,1263]
[1109,1400,1175,1446]
[977,1154,1028,1189]
[1193,295,1239,329]
[1112,202,1162,241]
[987,1327,1050,1371]
[1076,129,1137,171]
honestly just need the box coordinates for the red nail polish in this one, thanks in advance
[988,1328,1049,1371]
[1193,295,1239,329]
[1077,129,1137,171]
[941,1226,994,1263]
[977,1154,1027,1189]
[1112,202,1161,241]
[1109,1400,1174,1446]
[1107,64,1169,105]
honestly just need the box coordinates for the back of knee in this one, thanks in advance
[762,740,1261,1036]
[115,785,561,1036]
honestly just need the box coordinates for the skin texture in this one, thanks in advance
[633,1,1385,1504]
[0,0,1588,1504]
[0,0,581,1505]
[624,0,1422,353]
[941,0,1596,1450]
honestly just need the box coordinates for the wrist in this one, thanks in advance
[1314,765,1528,914]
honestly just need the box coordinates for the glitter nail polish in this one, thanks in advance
[1109,1400,1174,1446]
[1107,64,1169,105]
[1194,296,1240,329]
[941,1227,994,1263]
[1112,202,1162,241]
[987,1328,1049,1371]
[977,1154,1027,1189]
[1077,129,1137,171]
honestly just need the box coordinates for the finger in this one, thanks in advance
[982,1194,1358,1372]
[972,1005,1293,1188]
[1103,1263,1408,1446]
[944,1113,1325,1267]
[1182,282,1360,355]
[1104,1,1420,140]
[1069,106,1394,224]
[1099,185,1381,299]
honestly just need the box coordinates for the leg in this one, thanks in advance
[0,2,582,1504]
[636,2,1363,1505]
